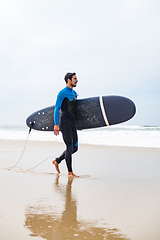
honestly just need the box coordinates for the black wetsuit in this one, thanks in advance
[54,86,78,172]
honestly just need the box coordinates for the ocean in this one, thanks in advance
[0,125,160,148]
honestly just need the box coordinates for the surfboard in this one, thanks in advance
[26,95,136,131]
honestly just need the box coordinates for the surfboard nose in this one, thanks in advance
[102,96,136,125]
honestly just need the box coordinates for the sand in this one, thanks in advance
[0,139,160,240]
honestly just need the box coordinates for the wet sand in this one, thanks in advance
[0,139,160,240]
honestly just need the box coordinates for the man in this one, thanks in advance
[52,72,79,178]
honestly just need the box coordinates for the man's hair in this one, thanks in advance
[64,72,76,83]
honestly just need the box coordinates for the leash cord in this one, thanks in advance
[8,133,30,170]
[25,156,54,171]
[8,122,55,171]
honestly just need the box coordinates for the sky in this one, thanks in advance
[0,0,160,126]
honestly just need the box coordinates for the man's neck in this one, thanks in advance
[66,84,73,89]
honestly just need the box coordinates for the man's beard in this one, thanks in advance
[71,83,77,88]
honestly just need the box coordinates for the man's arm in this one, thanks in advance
[54,90,64,136]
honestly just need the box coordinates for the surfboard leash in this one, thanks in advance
[25,156,54,171]
[8,122,55,172]
[8,122,35,170]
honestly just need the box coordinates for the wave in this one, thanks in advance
[0,125,160,148]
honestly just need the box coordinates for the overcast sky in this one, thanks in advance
[0,0,160,126]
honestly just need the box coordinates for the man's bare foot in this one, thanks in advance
[68,172,79,178]
[52,160,60,173]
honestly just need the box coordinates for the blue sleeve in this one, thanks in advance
[54,90,65,125]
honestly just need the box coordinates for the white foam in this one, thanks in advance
[0,125,160,148]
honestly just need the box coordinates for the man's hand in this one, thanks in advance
[54,125,59,136]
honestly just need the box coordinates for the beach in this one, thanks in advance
[0,139,160,240]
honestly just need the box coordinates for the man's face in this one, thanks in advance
[70,75,78,87]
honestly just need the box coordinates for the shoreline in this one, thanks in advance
[0,139,160,239]
[0,138,160,151]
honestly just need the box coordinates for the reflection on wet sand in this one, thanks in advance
[25,176,129,240]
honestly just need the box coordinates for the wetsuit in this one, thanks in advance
[54,86,78,172]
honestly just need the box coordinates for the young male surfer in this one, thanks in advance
[52,72,79,178]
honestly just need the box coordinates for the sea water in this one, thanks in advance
[0,125,160,148]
